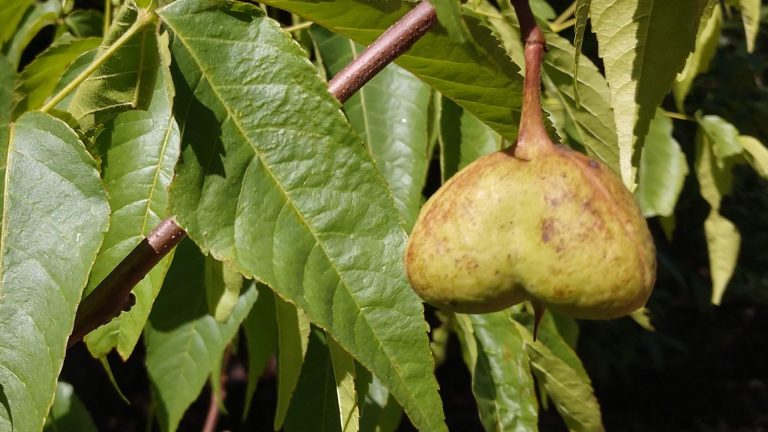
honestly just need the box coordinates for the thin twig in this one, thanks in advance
[203,345,232,432]
[551,1,576,26]
[284,20,312,33]
[68,1,441,347]
[549,17,576,33]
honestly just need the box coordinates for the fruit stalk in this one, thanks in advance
[508,0,550,159]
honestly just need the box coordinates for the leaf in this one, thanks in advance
[1,0,62,68]
[673,2,721,111]
[64,9,105,38]
[205,255,244,322]
[733,0,761,52]
[242,285,278,421]
[310,27,432,230]
[466,313,539,432]
[328,335,360,432]
[698,114,744,163]
[261,0,524,142]
[158,1,446,430]
[145,239,258,432]
[739,135,768,178]
[43,382,97,432]
[50,49,100,112]
[356,368,403,432]
[704,213,741,305]
[0,0,35,44]
[82,63,180,359]
[0,112,110,431]
[573,0,590,106]
[589,0,709,188]
[68,2,160,131]
[513,310,589,381]
[429,0,473,44]
[637,109,689,217]
[284,329,341,432]
[13,36,102,118]
[0,56,12,125]
[274,295,311,430]
[439,97,502,182]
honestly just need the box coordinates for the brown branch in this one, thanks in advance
[203,344,232,432]
[67,1,440,348]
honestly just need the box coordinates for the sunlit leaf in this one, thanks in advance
[205,255,244,322]
[0,112,110,431]
[573,0,590,106]
[145,239,258,432]
[697,114,743,163]
[731,0,761,52]
[637,110,689,217]
[261,0,524,142]
[739,135,768,178]
[673,2,721,111]
[158,1,445,430]
[43,382,97,432]
[439,97,501,182]
[274,295,311,430]
[704,213,740,305]
[0,0,35,44]
[311,26,431,230]
[590,0,708,188]
[328,335,359,432]
[2,0,61,68]
[356,368,403,432]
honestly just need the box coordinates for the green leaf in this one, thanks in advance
[205,255,244,322]
[429,0,473,44]
[310,27,432,230]
[739,135,768,178]
[158,1,446,430]
[261,0,523,142]
[82,62,180,359]
[274,295,311,430]
[284,329,341,432]
[673,2,721,111]
[69,2,160,131]
[242,285,278,421]
[697,114,744,163]
[589,0,709,188]
[0,112,110,431]
[467,313,539,432]
[64,9,105,38]
[637,109,689,217]
[0,56,13,125]
[439,97,502,182]
[43,382,97,432]
[13,36,102,118]
[704,212,741,305]
[0,0,35,44]
[328,335,360,432]
[573,0,590,106]
[50,49,99,112]
[145,239,258,432]
[1,0,62,68]
[733,0,761,52]
[356,368,403,432]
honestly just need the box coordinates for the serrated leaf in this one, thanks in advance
[242,285,278,421]
[514,310,589,381]
[573,0,590,106]
[2,0,61,68]
[43,382,97,432]
[0,112,110,431]
[429,0,474,44]
[284,329,341,432]
[739,135,768,178]
[82,65,180,359]
[637,109,689,217]
[13,36,102,118]
[673,2,721,111]
[590,0,709,188]
[275,295,311,430]
[704,213,740,304]
[157,1,446,430]
[734,0,761,52]
[328,335,359,432]
[439,97,502,182]
[145,239,258,432]
[69,2,159,131]
[310,27,431,230]
[261,0,523,142]
[205,255,244,322]
[464,313,539,432]
[0,0,35,44]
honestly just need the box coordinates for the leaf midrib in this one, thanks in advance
[163,16,433,428]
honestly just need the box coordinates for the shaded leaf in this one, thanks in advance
[704,213,741,305]
[158,1,445,430]
[242,285,278,421]
[0,112,110,431]
[0,0,35,44]
[573,0,590,106]
[590,0,708,188]
[356,368,403,432]
[429,0,473,44]
[43,382,97,432]
[673,2,721,111]
[261,0,524,141]
[274,295,311,430]
[1,0,61,68]
[739,135,768,178]
[68,2,159,131]
[328,335,359,432]
[637,109,689,217]
[205,255,244,322]
[311,27,431,230]
[145,239,258,432]
[64,9,104,38]
[13,36,101,117]
[439,97,501,182]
